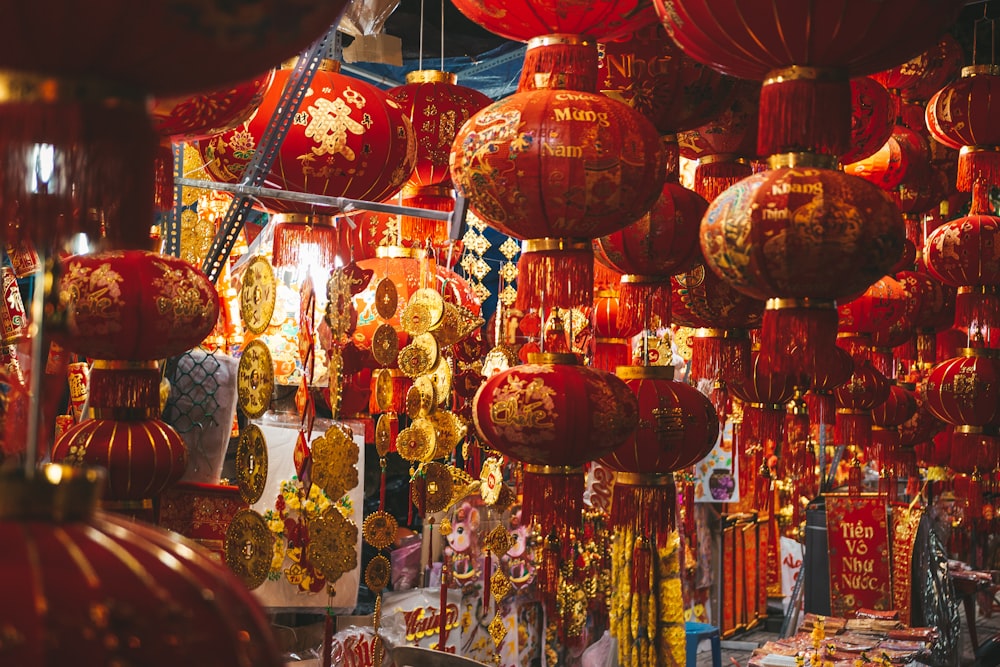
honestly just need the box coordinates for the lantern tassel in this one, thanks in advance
[593,339,633,373]
[956,287,1000,343]
[517,37,598,93]
[694,158,752,203]
[755,464,772,512]
[516,242,593,311]
[848,457,864,496]
[609,475,677,548]
[757,68,852,157]
[272,215,339,269]
[760,302,839,386]
[618,278,671,332]
[88,365,161,414]
[631,537,652,596]
[958,148,1000,211]
[836,409,873,449]
[522,466,584,543]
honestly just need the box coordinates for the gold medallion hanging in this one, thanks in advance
[375,413,395,458]
[371,323,401,367]
[224,509,273,590]
[362,510,399,551]
[401,287,445,335]
[239,255,277,335]
[398,332,439,378]
[405,376,436,419]
[325,268,355,343]
[428,353,453,404]
[396,420,436,462]
[374,368,396,413]
[415,462,453,514]
[485,524,513,555]
[306,509,359,583]
[480,456,504,505]
[235,423,268,504]
[426,410,467,457]
[310,425,359,502]
[374,278,399,320]
[365,554,392,593]
[237,339,274,419]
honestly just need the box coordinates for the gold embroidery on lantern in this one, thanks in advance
[304,97,365,161]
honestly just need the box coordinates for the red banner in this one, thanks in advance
[825,494,892,617]
[890,504,924,626]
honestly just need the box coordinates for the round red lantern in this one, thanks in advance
[199,61,416,215]
[870,383,918,457]
[151,71,274,142]
[594,174,707,331]
[840,76,895,165]
[0,464,282,666]
[51,250,220,361]
[388,70,492,188]
[656,0,962,157]
[591,288,642,372]
[873,34,965,103]
[678,79,760,202]
[450,35,664,310]
[700,156,906,385]
[949,426,1000,475]
[898,377,947,448]
[600,22,739,135]
[924,349,1000,428]
[837,274,913,359]
[450,0,656,42]
[835,358,891,448]
[844,124,930,192]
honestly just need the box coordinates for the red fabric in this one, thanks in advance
[150,71,273,141]
[451,0,655,41]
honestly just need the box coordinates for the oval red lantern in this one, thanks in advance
[600,22,739,136]
[924,350,1000,427]
[200,62,416,214]
[837,274,913,351]
[840,76,895,165]
[151,71,274,142]
[873,34,965,103]
[872,383,918,429]
[670,263,764,330]
[52,250,220,361]
[388,70,492,188]
[0,465,282,666]
[844,124,930,192]
[591,288,642,372]
[835,358,891,447]
[898,381,947,448]
[450,0,656,42]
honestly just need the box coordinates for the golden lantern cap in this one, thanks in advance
[271,212,336,228]
[0,464,103,522]
[614,471,675,487]
[521,238,590,254]
[962,64,1000,78]
[766,152,838,170]
[527,351,580,365]
[376,245,421,259]
[405,70,457,85]
[615,364,675,381]
[526,33,592,50]
[523,464,584,475]
[958,347,1000,360]
[0,69,145,106]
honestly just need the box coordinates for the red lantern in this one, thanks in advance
[388,70,492,188]
[835,358,891,449]
[700,158,906,386]
[151,71,274,142]
[599,22,739,135]
[0,464,282,666]
[450,0,655,42]
[51,361,187,500]
[599,364,717,542]
[840,77,895,165]
[656,0,962,157]
[837,274,913,367]
[926,66,1000,211]
[873,34,965,103]
[450,35,664,310]
[844,124,930,193]
[200,62,416,215]
[924,350,1000,428]
[898,378,947,448]
[52,250,220,361]
[594,172,707,331]
[678,80,760,202]
[870,383,918,464]
[591,288,641,372]
[949,426,1000,476]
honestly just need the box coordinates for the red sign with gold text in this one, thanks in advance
[825,494,891,617]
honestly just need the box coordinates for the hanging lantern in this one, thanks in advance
[678,79,760,203]
[199,60,416,215]
[50,250,220,361]
[450,34,664,310]
[398,184,457,249]
[0,464,283,666]
[151,70,274,142]
[949,426,1000,476]
[450,0,656,42]
[923,350,1000,428]
[700,155,906,387]
[873,34,965,103]
[840,76,895,165]
[870,383,917,468]
[591,288,641,372]
[837,274,913,372]
[898,378,948,448]
[656,0,961,158]
[388,70,492,188]
[594,148,706,331]
[926,66,1000,212]
[844,124,931,194]
[834,358,891,449]
[599,22,739,135]
[924,212,1000,347]
[52,362,187,501]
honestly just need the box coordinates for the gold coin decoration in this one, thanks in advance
[426,410,467,457]
[405,376,435,419]
[417,462,454,514]
[374,278,398,320]
[432,303,484,348]
[398,332,439,378]
[235,423,268,504]
[224,509,273,590]
[372,323,400,367]
[375,413,395,458]
[306,509,359,583]
[428,355,453,405]
[237,340,274,419]
[365,554,391,593]
[239,255,276,335]
[362,510,399,550]
[374,368,396,412]
[396,420,435,462]
[480,456,504,505]
[401,287,445,335]
[310,425,359,502]
[485,524,514,555]
[326,268,355,342]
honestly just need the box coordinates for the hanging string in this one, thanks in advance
[440,0,446,72]
[418,0,425,71]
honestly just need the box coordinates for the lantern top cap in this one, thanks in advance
[527,351,580,365]
[526,33,593,50]
[962,64,1000,79]
[957,347,1000,360]
[405,70,458,85]
[281,57,341,73]
[766,152,838,170]
[0,464,103,522]
[615,364,675,381]
[955,424,1000,436]
[376,245,420,259]
[271,212,336,227]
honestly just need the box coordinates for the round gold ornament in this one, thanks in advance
[429,355,453,405]
[306,508,359,584]
[396,419,436,462]
[224,508,273,590]
[239,255,276,335]
[398,333,439,378]
[235,423,268,504]
[479,456,504,505]
[362,510,399,550]
[365,554,392,593]
[371,323,401,367]
[415,462,453,514]
[401,287,445,335]
[426,410,467,457]
[375,413,395,457]
[405,376,436,419]
[237,339,274,419]
[310,425,359,502]
[375,278,399,320]
[374,368,396,413]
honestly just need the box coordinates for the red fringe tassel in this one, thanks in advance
[515,246,594,312]
[957,148,1000,210]
[517,39,598,93]
[631,538,652,596]
[272,218,339,269]
[757,71,852,157]
[691,330,749,385]
[836,409,873,448]
[592,339,632,373]
[88,366,161,412]
[153,140,174,213]
[694,159,751,203]
[400,187,453,247]
[956,288,1000,346]
[522,467,584,542]
[760,305,839,387]
[618,279,671,332]
[609,477,677,548]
